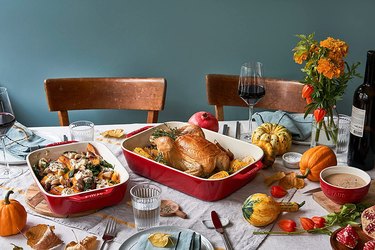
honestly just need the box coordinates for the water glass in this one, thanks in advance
[130,183,161,231]
[336,114,351,154]
[69,120,95,141]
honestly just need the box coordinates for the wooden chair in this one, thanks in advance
[206,74,306,121]
[44,77,167,126]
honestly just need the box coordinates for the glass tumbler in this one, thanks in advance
[130,183,161,231]
[69,120,95,141]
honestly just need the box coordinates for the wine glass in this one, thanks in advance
[0,87,22,179]
[238,62,265,142]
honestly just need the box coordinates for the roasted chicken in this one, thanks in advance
[152,125,230,177]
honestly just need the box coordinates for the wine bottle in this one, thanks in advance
[347,50,375,171]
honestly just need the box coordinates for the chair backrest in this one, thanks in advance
[44,77,167,126]
[206,74,306,121]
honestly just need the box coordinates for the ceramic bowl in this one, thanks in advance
[282,152,302,169]
[320,166,371,205]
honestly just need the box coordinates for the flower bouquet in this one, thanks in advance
[293,33,360,147]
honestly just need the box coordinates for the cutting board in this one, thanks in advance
[313,180,375,213]
[25,183,97,218]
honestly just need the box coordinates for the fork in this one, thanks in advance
[100,218,117,250]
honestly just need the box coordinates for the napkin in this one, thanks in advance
[134,231,201,250]
[252,110,312,141]
[4,122,53,159]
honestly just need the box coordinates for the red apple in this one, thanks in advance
[188,111,219,132]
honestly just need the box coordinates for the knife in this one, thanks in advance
[302,187,322,195]
[189,232,195,250]
[211,210,233,250]
[235,121,241,139]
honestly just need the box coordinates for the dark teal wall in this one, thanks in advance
[1,0,374,126]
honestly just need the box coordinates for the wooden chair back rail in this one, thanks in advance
[44,78,167,126]
[206,74,306,121]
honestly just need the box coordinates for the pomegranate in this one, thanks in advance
[188,111,219,132]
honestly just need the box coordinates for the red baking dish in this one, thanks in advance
[121,121,264,201]
[26,141,129,215]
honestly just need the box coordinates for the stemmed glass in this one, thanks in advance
[0,87,22,179]
[238,62,265,142]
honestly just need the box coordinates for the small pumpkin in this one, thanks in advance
[0,190,27,236]
[298,145,337,182]
[242,193,304,227]
[252,123,292,167]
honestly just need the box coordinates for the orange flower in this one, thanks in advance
[320,37,349,58]
[293,51,308,64]
[317,58,344,79]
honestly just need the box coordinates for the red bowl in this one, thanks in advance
[27,141,129,215]
[122,122,264,201]
[320,166,371,205]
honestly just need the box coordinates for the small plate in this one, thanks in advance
[201,217,230,229]
[330,225,372,250]
[0,131,60,165]
[292,136,311,146]
[119,226,214,250]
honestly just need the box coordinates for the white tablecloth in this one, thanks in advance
[0,121,370,250]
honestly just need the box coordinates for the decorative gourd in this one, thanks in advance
[252,123,292,157]
[242,193,304,227]
[0,190,27,236]
[254,141,276,168]
[298,145,337,182]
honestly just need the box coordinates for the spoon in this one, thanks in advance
[160,199,187,219]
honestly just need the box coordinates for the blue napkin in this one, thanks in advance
[252,110,312,141]
[3,122,53,159]
[134,231,201,250]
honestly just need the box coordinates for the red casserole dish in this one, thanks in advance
[122,121,264,201]
[26,141,129,215]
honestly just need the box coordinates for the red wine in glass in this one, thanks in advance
[238,85,266,105]
[0,112,16,135]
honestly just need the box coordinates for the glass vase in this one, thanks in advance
[310,107,339,149]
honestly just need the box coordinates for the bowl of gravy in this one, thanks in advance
[320,166,371,205]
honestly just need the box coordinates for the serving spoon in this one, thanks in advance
[160,199,187,219]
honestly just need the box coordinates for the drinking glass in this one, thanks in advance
[238,62,265,142]
[130,183,161,231]
[69,120,95,141]
[0,87,22,179]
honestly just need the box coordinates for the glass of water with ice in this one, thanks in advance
[130,183,162,231]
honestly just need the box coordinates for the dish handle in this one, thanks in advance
[126,126,154,138]
[235,160,264,181]
[69,187,115,202]
[46,141,77,147]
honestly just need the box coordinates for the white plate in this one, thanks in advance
[119,226,214,250]
[0,131,61,165]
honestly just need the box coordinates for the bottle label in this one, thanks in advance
[350,105,366,137]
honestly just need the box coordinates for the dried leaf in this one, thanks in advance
[100,129,125,138]
[26,224,63,250]
[65,236,98,250]
[264,171,286,186]
[279,172,305,190]
[11,243,23,250]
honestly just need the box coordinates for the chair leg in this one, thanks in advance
[58,111,70,126]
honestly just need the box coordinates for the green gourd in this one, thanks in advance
[242,193,304,227]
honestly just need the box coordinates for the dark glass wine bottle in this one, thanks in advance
[347,50,375,171]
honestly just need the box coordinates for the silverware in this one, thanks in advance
[99,218,117,250]
[235,121,241,139]
[222,124,229,135]
[302,187,322,195]
[189,232,196,250]
[174,232,181,250]
[211,210,233,250]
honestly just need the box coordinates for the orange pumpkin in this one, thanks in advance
[298,145,337,182]
[0,190,27,236]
